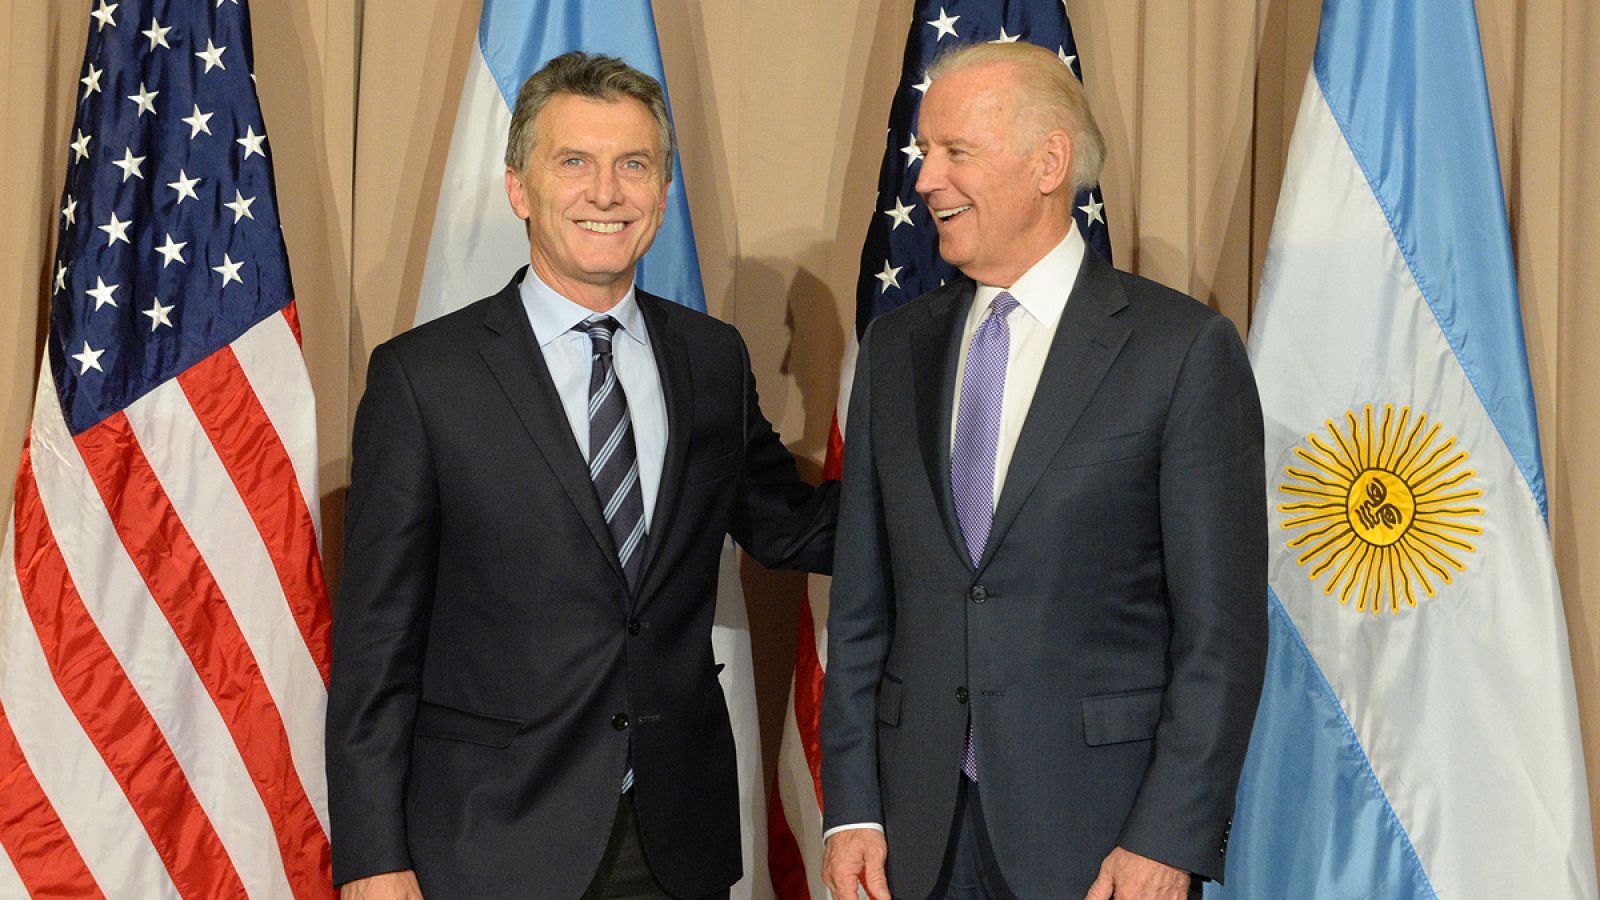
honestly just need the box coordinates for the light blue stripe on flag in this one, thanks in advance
[1313,0,1543,515]
[479,0,707,312]
[1208,592,1434,899]
[1217,0,1596,894]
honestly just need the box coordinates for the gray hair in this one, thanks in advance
[504,51,676,180]
[926,42,1106,192]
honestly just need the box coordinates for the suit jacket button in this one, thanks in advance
[628,620,642,636]
[956,686,969,704]
[612,713,630,731]
[969,585,987,604]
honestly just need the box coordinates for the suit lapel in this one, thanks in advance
[477,275,628,587]
[633,291,692,604]
[909,279,977,567]
[980,251,1132,570]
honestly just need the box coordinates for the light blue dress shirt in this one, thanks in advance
[519,270,668,530]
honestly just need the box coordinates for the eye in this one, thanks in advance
[560,157,584,168]
[622,159,648,171]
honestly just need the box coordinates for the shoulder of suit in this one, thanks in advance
[370,273,525,368]
[1106,264,1228,332]
[636,288,742,346]
[378,293,501,359]
[863,277,972,342]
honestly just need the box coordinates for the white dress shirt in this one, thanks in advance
[823,226,1088,843]
[519,269,668,529]
[951,226,1087,506]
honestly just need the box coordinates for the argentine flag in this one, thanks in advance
[414,3,772,898]
[1210,0,1598,897]
[416,0,706,322]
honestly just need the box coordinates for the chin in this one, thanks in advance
[938,250,973,271]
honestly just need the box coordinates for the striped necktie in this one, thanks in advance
[577,316,648,590]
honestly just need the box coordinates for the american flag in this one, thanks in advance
[766,2,1109,895]
[0,0,333,896]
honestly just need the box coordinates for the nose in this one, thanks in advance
[588,164,623,208]
[913,149,942,196]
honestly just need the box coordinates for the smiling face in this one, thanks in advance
[505,93,669,311]
[914,62,1073,287]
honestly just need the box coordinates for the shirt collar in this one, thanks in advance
[519,267,649,349]
[971,225,1087,329]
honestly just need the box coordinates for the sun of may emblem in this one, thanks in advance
[1278,404,1484,614]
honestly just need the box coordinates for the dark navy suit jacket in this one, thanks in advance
[328,270,836,898]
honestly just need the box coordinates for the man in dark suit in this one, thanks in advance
[327,52,836,899]
[820,42,1266,899]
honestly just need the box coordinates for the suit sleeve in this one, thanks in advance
[1117,314,1268,882]
[727,332,839,574]
[819,328,895,829]
[325,343,439,886]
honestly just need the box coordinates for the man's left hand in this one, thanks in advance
[1084,847,1189,900]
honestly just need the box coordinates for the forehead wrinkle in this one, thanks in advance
[927,66,1040,156]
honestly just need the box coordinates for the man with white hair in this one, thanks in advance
[821,42,1267,899]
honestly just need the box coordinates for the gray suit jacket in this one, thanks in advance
[820,250,1267,897]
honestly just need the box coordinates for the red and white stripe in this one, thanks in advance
[0,305,334,898]
[768,338,856,899]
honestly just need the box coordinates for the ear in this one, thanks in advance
[655,175,670,224]
[505,167,531,220]
[1037,129,1073,196]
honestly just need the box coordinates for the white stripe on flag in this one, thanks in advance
[1250,78,1592,896]
[807,575,830,670]
[0,831,26,899]
[416,42,528,324]
[126,375,329,835]
[0,524,176,896]
[775,692,827,898]
[713,537,776,900]
[232,311,324,544]
[27,370,293,899]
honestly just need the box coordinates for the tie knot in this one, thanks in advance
[577,316,621,354]
[990,291,1019,319]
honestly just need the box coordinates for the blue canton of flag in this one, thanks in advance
[855,0,1111,331]
[52,0,292,434]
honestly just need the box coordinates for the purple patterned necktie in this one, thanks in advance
[951,292,1018,568]
[950,291,1017,782]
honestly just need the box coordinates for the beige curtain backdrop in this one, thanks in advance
[4,0,1597,876]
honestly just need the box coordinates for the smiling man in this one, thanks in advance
[820,42,1267,899]
[327,53,837,900]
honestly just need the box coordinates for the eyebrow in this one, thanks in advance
[917,137,975,151]
[549,146,657,159]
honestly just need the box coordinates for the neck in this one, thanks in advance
[528,258,631,313]
[970,218,1074,288]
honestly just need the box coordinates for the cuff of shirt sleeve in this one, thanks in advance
[823,822,885,841]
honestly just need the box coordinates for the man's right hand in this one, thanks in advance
[339,870,423,900]
[822,828,890,900]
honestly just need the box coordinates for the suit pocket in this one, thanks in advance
[876,674,904,727]
[1049,428,1159,469]
[687,448,740,484]
[414,701,522,748]
[1081,687,1164,746]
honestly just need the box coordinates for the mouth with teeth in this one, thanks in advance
[576,220,627,234]
[933,205,972,222]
